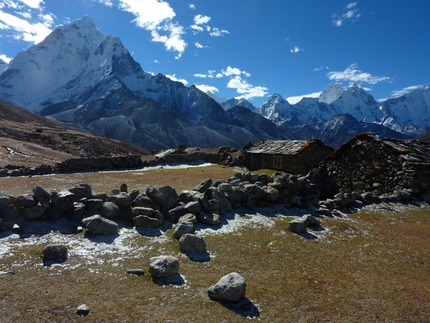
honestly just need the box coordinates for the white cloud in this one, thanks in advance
[332,2,361,27]
[290,46,301,53]
[96,0,114,7]
[227,76,269,100]
[165,74,188,85]
[194,73,207,78]
[189,4,195,10]
[18,0,44,9]
[193,14,210,25]
[286,91,321,104]
[0,53,12,63]
[221,66,250,77]
[194,42,203,48]
[119,0,175,29]
[190,24,203,32]
[314,66,329,72]
[209,27,229,37]
[327,63,391,85]
[391,85,425,98]
[0,9,53,44]
[195,84,219,94]
[117,0,187,58]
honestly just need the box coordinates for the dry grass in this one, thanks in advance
[1,166,430,322]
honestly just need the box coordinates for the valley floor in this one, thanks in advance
[0,165,429,322]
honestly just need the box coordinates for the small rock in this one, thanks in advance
[288,218,308,234]
[179,234,206,254]
[43,244,67,261]
[82,215,118,235]
[173,221,195,240]
[149,255,179,278]
[127,268,145,276]
[77,304,89,316]
[207,272,246,302]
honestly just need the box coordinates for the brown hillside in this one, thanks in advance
[0,99,148,168]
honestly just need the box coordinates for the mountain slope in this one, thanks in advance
[0,98,148,167]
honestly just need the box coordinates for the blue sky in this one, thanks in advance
[1,0,429,107]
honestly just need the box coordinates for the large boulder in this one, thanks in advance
[0,205,21,221]
[51,190,75,211]
[149,255,179,278]
[15,194,38,208]
[166,205,187,223]
[198,211,221,226]
[192,178,213,193]
[244,184,266,199]
[133,208,164,228]
[227,187,248,208]
[173,222,195,240]
[207,188,231,216]
[83,199,104,211]
[22,205,45,220]
[207,272,246,302]
[0,192,16,208]
[146,185,178,210]
[82,215,118,235]
[263,186,281,202]
[108,192,132,208]
[69,184,92,200]
[33,185,51,208]
[178,234,206,254]
[101,202,120,219]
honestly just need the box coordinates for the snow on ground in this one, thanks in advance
[0,205,314,274]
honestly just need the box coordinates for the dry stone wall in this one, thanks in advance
[0,171,320,233]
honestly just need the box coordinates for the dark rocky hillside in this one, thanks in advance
[0,99,148,167]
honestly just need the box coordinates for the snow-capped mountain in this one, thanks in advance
[259,83,430,139]
[221,97,258,113]
[0,59,7,73]
[0,16,291,150]
[259,93,297,125]
[0,15,428,150]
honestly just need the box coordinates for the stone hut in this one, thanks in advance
[243,139,333,174]
[310,132,430,199]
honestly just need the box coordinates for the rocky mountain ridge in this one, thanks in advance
[0,15,428,150]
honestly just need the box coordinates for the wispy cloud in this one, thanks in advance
[327,63,391,85]
[194,66,267,100]
[190,12,228,38]
[0,0,54,44]
[332,2,361,27]
[165,74,188,85]
[117,0,186,59]
[286,91,321,104]
[195,84,219,94]
[391,85,425,98]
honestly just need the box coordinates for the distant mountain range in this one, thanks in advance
[0,16,429,150]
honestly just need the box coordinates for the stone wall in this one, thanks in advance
[0,171,319,232]
[309,133,430,201]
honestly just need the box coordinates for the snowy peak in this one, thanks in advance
[259,93,294,125]
[221,97,258,113]
[0,15,153,110]
[318,83,345,104]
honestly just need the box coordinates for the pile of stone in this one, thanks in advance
[0,171,321,233]
[309,133,430,214]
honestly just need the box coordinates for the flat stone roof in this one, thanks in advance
[244,140,310,155]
